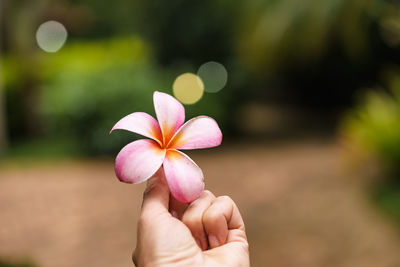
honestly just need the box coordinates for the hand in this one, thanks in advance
[133,169,250,267]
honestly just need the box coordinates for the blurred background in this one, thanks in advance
[1,0,400,266]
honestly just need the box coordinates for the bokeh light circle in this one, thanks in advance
[36,21,68,53]
[173,73,204,104]
[197,61,228,93]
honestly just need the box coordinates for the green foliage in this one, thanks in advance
[69,0,138,37]
[373,183,400,226]
[39,37,150,78]
[38,37,159,155]
[237,0,386,74]
[341,74,400,178]
[37,37,231,155]
[133,0,240,65]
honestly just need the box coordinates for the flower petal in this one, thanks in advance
[110,112,163,146]
[115,139,166,184]
[168,116,222,150]
[163,149,205,203]
[153,91,185,145]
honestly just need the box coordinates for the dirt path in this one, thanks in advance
[0,141,399,267]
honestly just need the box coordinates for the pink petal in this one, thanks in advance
[163,150,205,203]
[168,116,222,150]
[115,139,166,184]
[110,112,163,146]
[153,91,185,145]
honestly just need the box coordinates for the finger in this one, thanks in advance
[169,194,188,219]
[203,196,245,249]
[181,190,216,250]
[141,167,170,218]
[132,248,138,266]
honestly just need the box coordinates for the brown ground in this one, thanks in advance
[0,140,400,267]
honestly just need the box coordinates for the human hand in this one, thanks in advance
[133,169,250,267]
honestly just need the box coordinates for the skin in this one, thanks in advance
[133,169,250,267]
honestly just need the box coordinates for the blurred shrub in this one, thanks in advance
[38,37,155,155]
[234,0,400,109]
[237,0,387,74]
[341,74,400,179]
[37,37,232,155]
[133,0,240,66]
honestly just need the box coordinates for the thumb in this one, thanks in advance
[141,167,170,216]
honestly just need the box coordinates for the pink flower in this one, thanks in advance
[110,91,222,203]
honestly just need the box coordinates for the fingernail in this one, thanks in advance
[195,238,201,248]
[171,210,178,218]
[208,234,219,248]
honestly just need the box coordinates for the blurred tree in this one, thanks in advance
[0,58,7,151]
[134,0,241,66]
[0,0,8,151]
[2,0,399,151]
[3,0,49,138]
[36,37,232,155]
[2,0,91,141]
[235,0,400,109]
[69,0,136,37]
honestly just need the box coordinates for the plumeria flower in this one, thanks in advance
[110,91,222,203]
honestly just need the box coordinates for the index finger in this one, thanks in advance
[203,196,246,248]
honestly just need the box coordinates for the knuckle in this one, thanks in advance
[182,212,202,227]
[203,208,220,223]
[217,195,233,203]
[203,190,214,198]
[194,190,214,203]
[189,190,214,207]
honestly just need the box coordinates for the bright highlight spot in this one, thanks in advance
[173,73,204,104]
[197,61,228,93]
[36,21,68,53]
